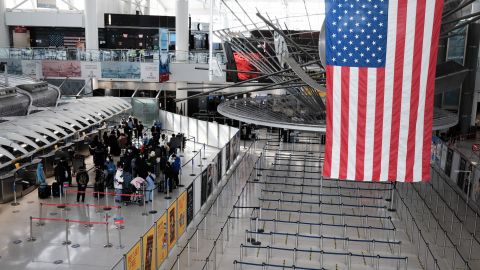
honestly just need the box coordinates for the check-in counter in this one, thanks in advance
[0,172,22,203]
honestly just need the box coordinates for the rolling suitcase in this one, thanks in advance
[38,184,51,199]
[51,182,60,197]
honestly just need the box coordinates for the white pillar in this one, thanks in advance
[176,82,188,115]
[175,0,189,62]
[0,0,9,48]
[84,0,99,50]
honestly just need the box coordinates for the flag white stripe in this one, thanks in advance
[414,0,436,180]
[364,69,376,181]
[347,67,359,180]
[397,0,417,181]
[331,66,342,179]
[380,0,398,181]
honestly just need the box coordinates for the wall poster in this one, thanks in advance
[140,62,160,82]
[42,60,81,77]
[167,201,177,251]
[101,61,141,79]
[201,169,208,206]
[156,213,168,267]
[186,183,194,225]
[177,191,187,237]
[126,240,142,270]
[142,225,156,270]
[80,61,101,78]
[217,152,222,185]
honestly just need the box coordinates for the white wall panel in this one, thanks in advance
[219,124,230,147]
[451,152,460,183]
[181,116,189,135]
[208,122,219,148]
[6,11,83,27]
[166,112,174,132]
[197,120,207,145]
[173,114,181,132]
[194,175,201,215]
[189,118,198,143]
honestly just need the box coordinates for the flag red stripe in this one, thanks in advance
[423,0,444,181]
[405,0,427,182]
[388,0,408,180]
[323,65,334,177]
[356,68,368,181]
[339,67,350,180]
[373,68,385,181]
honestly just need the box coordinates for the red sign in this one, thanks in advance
[114,217,125,225]
[473,144,480,152]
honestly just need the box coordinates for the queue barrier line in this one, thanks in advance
[270,163,321,168]
[255,217,396,231]
[245,229,401,245]
[241,244,408,260]
[65,190,143,197]
[258,198,388,210]
[259,168,322,174]
[41,202,121,209]
[259,207,391,220]
[261,189,385,200]
[256,180,392,192]
[233,260,326,270]
[31,217,108,225]
[265,174,393,187]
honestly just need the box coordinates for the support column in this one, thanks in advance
[84,0,99,50]
[176,82,188,115]
[0,0,9,48]
[175,0,189,62]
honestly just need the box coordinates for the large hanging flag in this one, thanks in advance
[322,0,444,182]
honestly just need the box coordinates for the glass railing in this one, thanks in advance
[0,48,226,65]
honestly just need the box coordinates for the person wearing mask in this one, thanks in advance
[76,166,89,203]
[145,171,155,203]
[105,156,116,189]
[114,162,124,203]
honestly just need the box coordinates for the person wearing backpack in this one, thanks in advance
[76,166,89,203]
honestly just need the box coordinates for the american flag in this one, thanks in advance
[322,0,444,182]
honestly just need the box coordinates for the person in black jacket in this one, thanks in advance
[54,159,68,194]
[76,166,89,203]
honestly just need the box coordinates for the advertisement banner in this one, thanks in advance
[167,201,177,251]
[217,152,222,185]
[101,62,141,79]
[201,169,208,206]
[177,191,187,237]
[207,164,213,197]
[42,60,81,78]
[225,142,231,170]
[21,60,38,76]
[0,59,22,75]
[37,0,56,8]
[187,183,194,225]
[141,62,160,82]
[230,132,240,164]
[126,240,142,270]
[80,62,101,78]
[156,213,168,267]
[142,225,156,270]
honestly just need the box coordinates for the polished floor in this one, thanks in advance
[0,140,219,270]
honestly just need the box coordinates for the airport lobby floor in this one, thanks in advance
[0,140,220,270]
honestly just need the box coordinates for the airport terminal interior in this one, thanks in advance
[1,0,480,269]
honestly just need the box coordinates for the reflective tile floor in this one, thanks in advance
[0,140,220,270]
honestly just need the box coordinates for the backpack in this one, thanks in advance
[77,172,89,185]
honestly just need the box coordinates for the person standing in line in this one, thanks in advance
[171,154,181,189]
[76,166,89,203]
[36,162,46,185]
[114,162,124,203]
[105,156,116,189]
[145,171,155,203]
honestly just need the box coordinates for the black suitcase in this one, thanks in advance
[51,182,61,197]
[94,181,105,199]
[38,184,51,199]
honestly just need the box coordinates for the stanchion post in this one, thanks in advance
[104,213,112,248]
[37,203,45,226]
[142,184,148,216]
[27,216,36,242]
[116,225,124,249]
[165,179,172,200]
[11,180,20,206]
[62,219,71,245]
[149,185,157,214]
